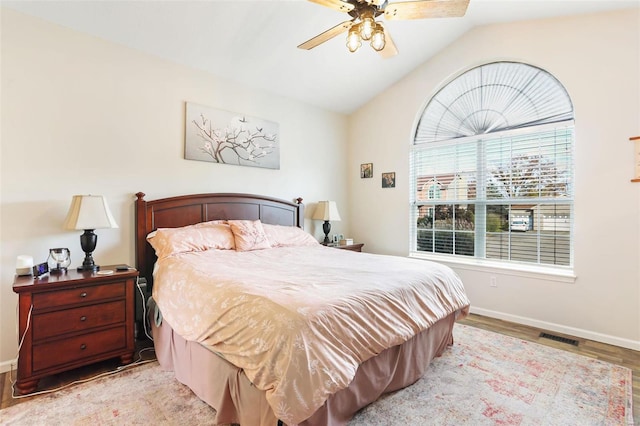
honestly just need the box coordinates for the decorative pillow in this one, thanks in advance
[146,220,227,240]
[228,220,271,252]
[262,224,319,248]
[147,222,235,259]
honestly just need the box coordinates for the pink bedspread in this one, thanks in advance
[152,245,470,424]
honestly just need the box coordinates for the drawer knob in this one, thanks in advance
[80,292,87,298]
[80,316,87,322]
[80,344,87,350]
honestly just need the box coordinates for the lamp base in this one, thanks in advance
[322,220,331,245]
[78,229,99,272]
[77,264,100,272]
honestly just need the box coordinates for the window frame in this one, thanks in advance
[409,250,576,283]
[410,117,575,281]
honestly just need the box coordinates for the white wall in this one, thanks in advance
[348,9,640,349]
[0,9,349,370]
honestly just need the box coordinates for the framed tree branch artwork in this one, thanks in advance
[185,102,280,169]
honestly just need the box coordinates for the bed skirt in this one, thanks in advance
[151,311,457,425]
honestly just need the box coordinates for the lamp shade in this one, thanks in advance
[312,201,341,221]
[63,195,118,230]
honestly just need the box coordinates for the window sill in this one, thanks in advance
[408,252,576,283]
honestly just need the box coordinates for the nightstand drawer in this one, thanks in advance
[33,326,127,373]
[32,300,126,341]
[33,282,125,309]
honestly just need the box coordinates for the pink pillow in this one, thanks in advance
[228,220,271,252]
[262,224,319,247]
[147,222,235,259]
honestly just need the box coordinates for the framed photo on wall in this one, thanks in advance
[360,163,373,178]
[382,172,396,188]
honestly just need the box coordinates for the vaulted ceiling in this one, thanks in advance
[3,0,637,114]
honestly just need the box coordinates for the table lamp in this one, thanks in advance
[312,201,341,245]
[63,195,118,272]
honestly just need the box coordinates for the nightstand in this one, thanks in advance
[12,266,138,395]
[333,243,364,252]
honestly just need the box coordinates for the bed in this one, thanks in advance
[135,192,470,425]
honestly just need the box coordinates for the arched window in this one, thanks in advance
[410,62,574,268]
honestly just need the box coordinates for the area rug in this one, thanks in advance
[350,324,634,426]
[0,324,633,425]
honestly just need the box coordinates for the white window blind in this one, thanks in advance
[410,62,574,269]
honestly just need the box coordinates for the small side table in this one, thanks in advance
[333,243,364,252]
[12,266,138,394]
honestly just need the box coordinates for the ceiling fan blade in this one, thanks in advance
[378,23,398,59]
[384,0,470,20]
[308,0,355,13]
[298,20,355,50]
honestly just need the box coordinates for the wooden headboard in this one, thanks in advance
[135,192,304,286]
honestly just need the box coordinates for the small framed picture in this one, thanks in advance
[382,172,396,188]
[360,163,373,178]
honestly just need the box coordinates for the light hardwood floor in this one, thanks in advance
[2,314,638,421]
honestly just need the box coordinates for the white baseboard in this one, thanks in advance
[1,358,16,374]
[470,307,640,351]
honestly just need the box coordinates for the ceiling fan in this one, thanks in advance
[297,0,470,58]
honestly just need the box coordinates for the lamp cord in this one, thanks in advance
[136,275,153,341]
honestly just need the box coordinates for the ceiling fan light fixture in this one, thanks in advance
[360,16,375,40]
[346,26,362,53]
[370,23,386,51]
[301,0,469,58]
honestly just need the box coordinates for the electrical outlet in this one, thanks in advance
[490,276,497,287]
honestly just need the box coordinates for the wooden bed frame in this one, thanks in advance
[135,192,304,288]
[134,191,458,425]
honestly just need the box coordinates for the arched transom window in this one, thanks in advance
[410,61,575,269]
